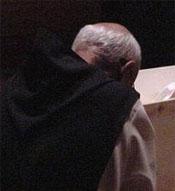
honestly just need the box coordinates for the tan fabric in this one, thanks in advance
[98,100,156,191]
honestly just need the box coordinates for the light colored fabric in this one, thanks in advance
[98,99,156,191]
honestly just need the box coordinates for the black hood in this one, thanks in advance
[1,29,139,191]
[2,29,113,136]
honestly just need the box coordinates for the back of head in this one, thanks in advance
[72,23,142,86]
[72,23,141,65]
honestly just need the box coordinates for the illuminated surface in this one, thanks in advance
[135,66,175,191]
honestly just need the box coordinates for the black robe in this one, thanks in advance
[1,29,139,191]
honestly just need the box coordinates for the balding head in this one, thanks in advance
[93,22,130,33]
[72,23,141,86]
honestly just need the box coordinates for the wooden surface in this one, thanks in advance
[145,100,175,191]
[135,66,175,191]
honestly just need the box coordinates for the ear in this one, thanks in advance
[120,60,138,87]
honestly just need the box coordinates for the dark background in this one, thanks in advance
[101,1,175,69]
[1,0,175,80]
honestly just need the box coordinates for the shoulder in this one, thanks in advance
[91,81,139,112]
[123,99,155,143]
[93,79,139,106]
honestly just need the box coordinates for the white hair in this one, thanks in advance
[72,24,141,66]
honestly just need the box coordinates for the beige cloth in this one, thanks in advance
[98,100,156,191]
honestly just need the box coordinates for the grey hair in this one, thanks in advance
[72,24,141,66]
